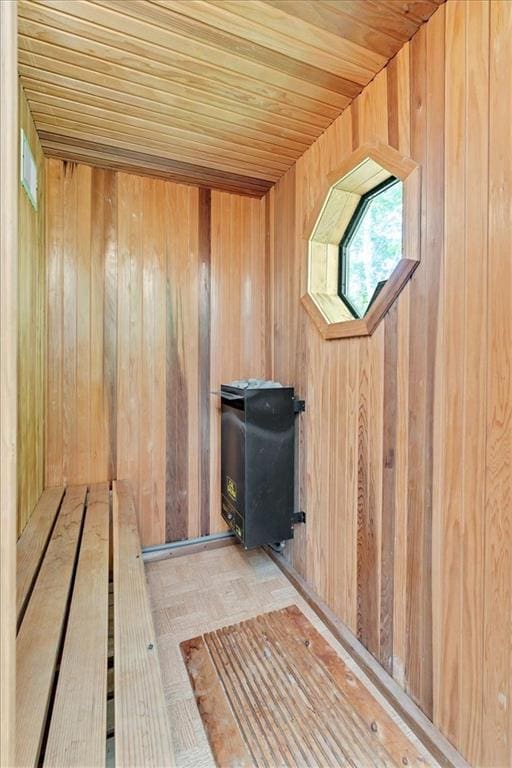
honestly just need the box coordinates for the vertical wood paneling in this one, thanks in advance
[39,3,512,762]
[380,302,398,674]
[405,22,432,716]
[459,2,488,760]
[393,52,412,697]
[209,191,266,534]
[198,188,211,537]
[163,181,200,544]
[482,2,512,765]
[90,169,117,481]
[17,85,45,535]
[268,1,511,763]
[436,0,463,742]
[45,159,64,488]
[1,3,18,762]
[116,172,142,530]
[46,162,266,547]
[47,161,117,489]
[140,178,167,547]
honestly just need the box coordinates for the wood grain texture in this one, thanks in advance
[46,160,266,546]
[0,3,18,763]
[161,180,199,545]
[198,189,211,537]
[180,635,254,768]
[31,3,512,765]
[209,191,267,534]
[16,0,438,193]
[266,546,469,768]
[45,160,118,488]
[16,486,64,624]
[182,605,438,768]
[117,172,169,547]
[147,546,441,768]
[44,483,109,768]
[405,19,433,718]
[16,485,87,768]
[267,2,512,763]
[15,483,174,765]
[17,84,46,537]
[112,480,174,767]
[481,2,512,765]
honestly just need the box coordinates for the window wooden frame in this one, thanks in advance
[301,141,421,340]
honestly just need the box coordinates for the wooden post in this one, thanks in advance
[0,1,18,764]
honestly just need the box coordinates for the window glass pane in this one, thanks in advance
[344,180,402,317]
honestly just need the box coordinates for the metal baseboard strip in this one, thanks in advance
[142,532,235,563]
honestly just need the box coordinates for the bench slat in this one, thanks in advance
[113,480,174,767]
[16,486,65,624]
[16,487,87,768]
[16,485,87,768]
[44,483,110,768]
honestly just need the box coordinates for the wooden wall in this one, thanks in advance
[45,159,267,546]
[1,2,18,762]
[17,84,45,536]
[268,1,512,764]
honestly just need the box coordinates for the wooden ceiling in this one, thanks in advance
[18,0,442,196]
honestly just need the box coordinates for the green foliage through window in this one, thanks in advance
[339,178,403,318]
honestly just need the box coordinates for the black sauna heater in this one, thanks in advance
[220,382,305,549]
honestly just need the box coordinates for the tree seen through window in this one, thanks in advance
[339,178,403,318]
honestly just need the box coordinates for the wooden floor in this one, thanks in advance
[146,546,439,768]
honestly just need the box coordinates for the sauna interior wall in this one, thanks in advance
[45,159,267,547]
[18,83,45,535]
[268,1,511,765]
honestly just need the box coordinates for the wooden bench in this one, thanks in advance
[16,480,174,768]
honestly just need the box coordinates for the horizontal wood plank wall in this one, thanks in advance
[268,2,512,764]
[45,161,267,546]
[17,85,45,536]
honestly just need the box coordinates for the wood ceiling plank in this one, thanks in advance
[31,104,293,178]
[18,62,308,155]
[41,149,270,196]
[17,21,334,138]
[20,1,352,111]
[20,72,305,159]
[33,126,281,184]
[379,0,441,24]
[34,113,284,180]
[16,0,440,192]
[25,90,295,171]
[40,134,272,196]
[17,41,340,134]
[262,0,403,58]
[154,0,384,82]
[17,42,320,146]
[321,1,422,40]
[105,0,362,97]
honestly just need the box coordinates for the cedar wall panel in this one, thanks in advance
[17,85,45,535]
[210,191,267,534]
[269,2,512,764]
[45,160,266,546]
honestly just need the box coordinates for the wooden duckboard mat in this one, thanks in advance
[181,605,436,768]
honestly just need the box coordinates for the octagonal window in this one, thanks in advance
[339,177,403,318]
